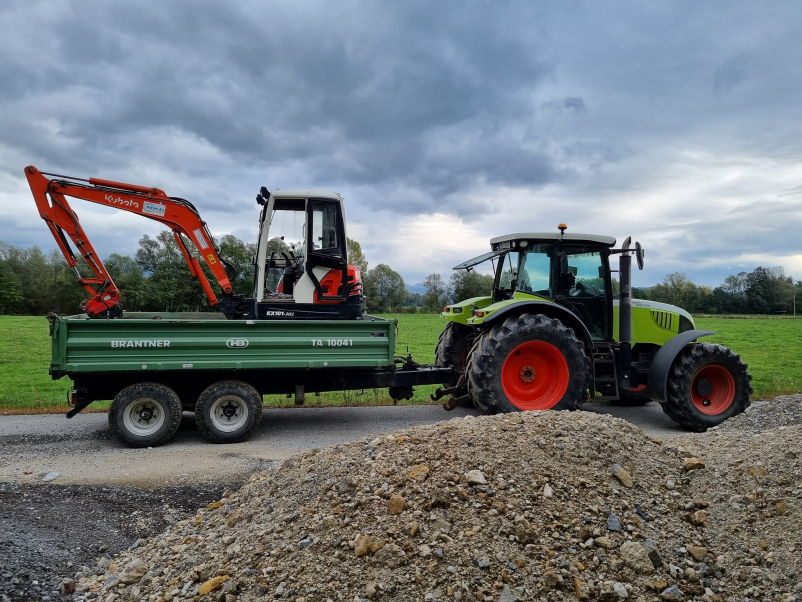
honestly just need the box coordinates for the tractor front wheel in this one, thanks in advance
[466,313,589,414]
[662,343,752,431]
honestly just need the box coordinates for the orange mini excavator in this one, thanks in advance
[25,166,364,319]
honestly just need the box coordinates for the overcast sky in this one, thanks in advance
[1,1,801,288]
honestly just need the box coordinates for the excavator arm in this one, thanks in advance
[24,165,234,317]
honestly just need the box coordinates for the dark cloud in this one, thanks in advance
[1,1,801,285]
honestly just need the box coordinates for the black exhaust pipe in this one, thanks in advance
[619,237,632,389]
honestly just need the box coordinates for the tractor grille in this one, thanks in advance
[651,310,677,331]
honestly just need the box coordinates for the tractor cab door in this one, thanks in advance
[555,245,611,341]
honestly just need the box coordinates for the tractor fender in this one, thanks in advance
[480,301,594,352]
[647,329,715,403]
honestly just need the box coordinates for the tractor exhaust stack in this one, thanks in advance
[619,237,633,388]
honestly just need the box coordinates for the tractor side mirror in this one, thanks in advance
[635,242,644,270]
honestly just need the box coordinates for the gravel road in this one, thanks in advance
[0,401,696,488]
[0,400,764,601]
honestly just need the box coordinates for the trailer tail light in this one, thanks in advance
[68,389,77,406]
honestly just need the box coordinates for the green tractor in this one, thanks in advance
[436,226,752,431]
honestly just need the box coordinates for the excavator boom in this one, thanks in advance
[24,165,234,317]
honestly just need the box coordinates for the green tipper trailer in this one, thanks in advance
[49,312,455,447]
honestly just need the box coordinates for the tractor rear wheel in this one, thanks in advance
[662,343,751,431]
[615,384,652,406]
[466,313,590,414]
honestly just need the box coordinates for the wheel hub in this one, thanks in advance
[208,395,250,433]
[690,365,736,416]
[695,377,713,397]
[122,397,166,437]
[519,365,536,383]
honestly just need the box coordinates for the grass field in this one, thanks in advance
[1,314,799,412]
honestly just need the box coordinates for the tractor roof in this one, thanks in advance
[271,190,342,201]
[490,232,616,247]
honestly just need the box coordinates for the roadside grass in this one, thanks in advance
[1,314,799,413]
[694,317,802,401]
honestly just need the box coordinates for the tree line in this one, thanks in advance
[634,269,800,315]
[0,236,798,316]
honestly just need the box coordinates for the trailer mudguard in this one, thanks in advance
[647,329,715,403]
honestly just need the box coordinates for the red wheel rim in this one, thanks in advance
[691,364,735,415]
[501,341,569,410]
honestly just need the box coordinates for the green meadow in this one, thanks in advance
[1,314,799,412]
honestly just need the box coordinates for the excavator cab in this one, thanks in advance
[250,189,365,319]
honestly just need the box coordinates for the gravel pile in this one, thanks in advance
[673,395,802,601]
[68,407,801,602]
[712,395,802,434]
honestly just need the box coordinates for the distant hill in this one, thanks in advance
[406,282,426,294]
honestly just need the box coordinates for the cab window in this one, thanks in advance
[559,245,608,340]
[310,203,339,251]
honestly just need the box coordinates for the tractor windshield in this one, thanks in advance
[517,245,554,297]
[494,245,555,301]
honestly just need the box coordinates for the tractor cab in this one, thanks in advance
[452,231,617,341]
[249,188,364,319]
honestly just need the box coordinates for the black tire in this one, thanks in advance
[195,381,263,443]
[435,322,475,371]
[466,313,590,414]
[614,386,652,406]
[108,382,182,448]
[436,322,477,408]
[662,343,752,432]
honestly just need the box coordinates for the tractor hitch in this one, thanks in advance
[432,376,469,411]
[442,394,471,411]
[66,388,93,418]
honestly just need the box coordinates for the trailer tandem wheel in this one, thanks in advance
[195,381,263,443]
[108,382,183,448]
